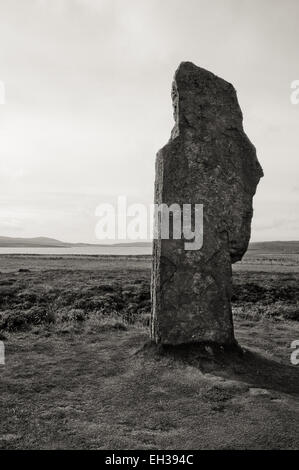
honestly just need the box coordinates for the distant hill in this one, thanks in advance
[0,236,152,249]
[1,236,299,253]
[248,241,299,254]
[0,236,70,247]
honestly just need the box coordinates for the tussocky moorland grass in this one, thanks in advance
[0,254,299,449]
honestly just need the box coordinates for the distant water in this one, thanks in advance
[0,246,152,256]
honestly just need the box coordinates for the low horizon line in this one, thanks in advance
[1,235,299,246]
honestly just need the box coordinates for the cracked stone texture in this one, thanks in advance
[151,62,263,345]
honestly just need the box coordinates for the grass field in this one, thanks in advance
[0,254,299,449]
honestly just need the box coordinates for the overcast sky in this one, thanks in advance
[0,0,298,243]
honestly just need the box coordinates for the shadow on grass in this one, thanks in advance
[140,341,299,398]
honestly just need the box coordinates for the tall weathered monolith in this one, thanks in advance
[151,62,263,345]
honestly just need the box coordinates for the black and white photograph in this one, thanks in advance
[0,0,298,457]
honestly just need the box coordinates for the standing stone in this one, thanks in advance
[151,62,263,345]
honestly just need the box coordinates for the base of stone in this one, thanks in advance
[138,339,244,369]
